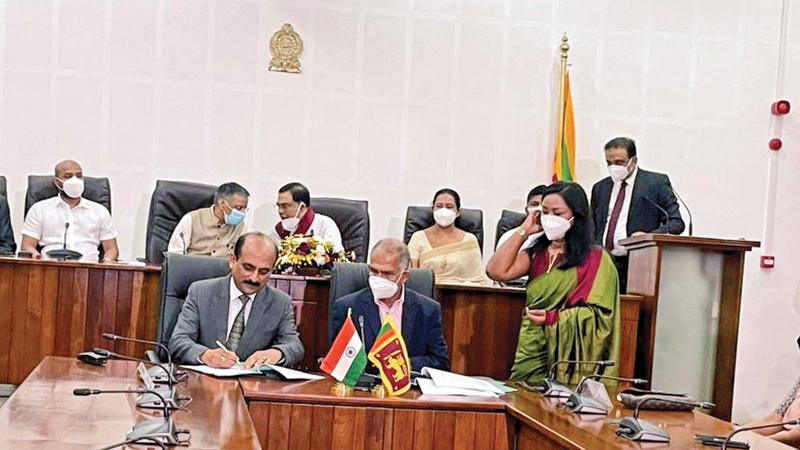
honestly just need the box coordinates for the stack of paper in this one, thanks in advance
[181,363,324,381]
[417,367,507,398]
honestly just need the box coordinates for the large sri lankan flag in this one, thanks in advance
[320,309,367,387]
[552,68,576,182]
[367,316,411,396]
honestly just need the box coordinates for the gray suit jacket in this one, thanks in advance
[168,275,304,366]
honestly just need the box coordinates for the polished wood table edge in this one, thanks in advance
[435,282,526,294]
[620,234,761,252]
[0,255,162,272]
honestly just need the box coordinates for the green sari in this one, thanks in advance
[510,247,620,384]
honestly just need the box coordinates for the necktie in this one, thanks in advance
[604,180,627,250]
[226,294,251,354]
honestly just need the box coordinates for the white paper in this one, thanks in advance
[261,364,324,381]
[420,367,505,395]
[180,364,260,377]
[417,378,500,398]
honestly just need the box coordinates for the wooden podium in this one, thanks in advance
[620,234,759,420]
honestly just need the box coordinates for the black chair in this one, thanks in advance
[402,206,484,251]
[155,253,231,359]
[145,180,217,265]
[328,262,435,341]
[0,176,6,199]
[313,197,370,263]
[494,209,526,250]
[24,175,111,216]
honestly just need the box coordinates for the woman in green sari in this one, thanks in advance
[487,181,620,384]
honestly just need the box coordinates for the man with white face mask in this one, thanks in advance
[590,137,684,292]
[20,160,119,261]
[329,238,450,371]
[269,182,343,251]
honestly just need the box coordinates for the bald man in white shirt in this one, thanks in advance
[20,160,119,261]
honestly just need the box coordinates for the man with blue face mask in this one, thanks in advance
[168,182,250,257]
[329,238,450,371]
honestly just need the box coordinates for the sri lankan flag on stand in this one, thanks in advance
[321,309,367,387]
[367,316,411,396]
[552,67,576,182]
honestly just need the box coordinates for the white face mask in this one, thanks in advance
[541,214,573,241]
[57,177,84,199]
[280,202,305,232]
[368,273,403,300]
[526,205,542,215]
[433,207,457,227]
[608,160,632,182]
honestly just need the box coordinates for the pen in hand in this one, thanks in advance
[216,340,240,363]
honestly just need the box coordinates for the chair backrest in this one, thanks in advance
[312,197,370,263]
[329,262,435,318]
[0,176,6,200]
[402,206,484,251]
[156,253,231,358]
[495,209,526,250]
[145,180,217,265]
[24,175,112,216]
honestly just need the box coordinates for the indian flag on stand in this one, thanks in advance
[321,308,367,387]
[552,66,576,182]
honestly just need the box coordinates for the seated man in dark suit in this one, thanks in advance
[169,232,304,369]
[330,238,450,371]
[0,195,15,254]
[590,137,684,291]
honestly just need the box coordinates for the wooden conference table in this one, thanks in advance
[0,256,643,385]
[0,357,790,450]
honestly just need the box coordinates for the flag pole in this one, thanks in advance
[557,33,570,179]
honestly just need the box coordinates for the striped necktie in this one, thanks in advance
[225,294,251,354]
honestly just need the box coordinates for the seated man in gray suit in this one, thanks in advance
[169,231,304,369]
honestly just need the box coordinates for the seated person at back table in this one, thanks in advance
[20,159,119,261]
[168,182,250,257]
[330,238,450,371]
[742,373,800,447]
[407,188,487,285]
[496,184,548,250]
[169,232,304,369]
[0,194,16,254]
[270,182,343,251]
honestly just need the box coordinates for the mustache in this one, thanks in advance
[242,279,261,287]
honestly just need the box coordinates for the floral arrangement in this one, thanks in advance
[274,234,354,274]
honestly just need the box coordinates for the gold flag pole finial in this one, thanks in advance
[560,33,570,61]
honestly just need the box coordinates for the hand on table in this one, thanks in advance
[244,349,283,369]
[201,348,239,368]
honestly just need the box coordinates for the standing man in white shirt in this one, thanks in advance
[270,182,343,251]
[167,182,250,257]
[20,160,119,261]
[590,137,684,291]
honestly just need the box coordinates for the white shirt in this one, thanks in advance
[269,213,343,251]
[167,207,250,254]
[227,278,256,338]
[21,196,118,261]
[603,167,638,256]
[496,227,541,252]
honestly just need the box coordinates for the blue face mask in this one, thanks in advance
[224,205,246,226]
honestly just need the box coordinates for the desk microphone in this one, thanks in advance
[670,186,693,236]
[616,395,714,442]
[566,375,648,415]
[527,360,615,398]
[93,348,187,409]
[72,387,189,447]
[720,418,800,449]
[358,315,366,345]
[643,196,672,235]
[45,221,82,260]
[102,332,184,384]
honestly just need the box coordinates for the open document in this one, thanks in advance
[417,367,507,398]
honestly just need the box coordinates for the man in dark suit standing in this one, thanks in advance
[169,232,304,368]
[590,137,684,292]
[330,238,450,371]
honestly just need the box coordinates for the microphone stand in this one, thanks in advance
[45,221,82,260]
[616,395,715,442]
[644,196,672,235]
[530,359,616,398]
[72,388,189,446]
[102,332,185,385]
[721,418,800,450]
[670,186,693,236]
[566,374,648,415]
[94,348,189,409]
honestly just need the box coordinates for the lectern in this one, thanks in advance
[621,234,759,420]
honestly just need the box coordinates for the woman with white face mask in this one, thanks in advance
[407,188,487,285]
[486,181,621,384]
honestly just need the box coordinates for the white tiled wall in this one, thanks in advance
[1,0,799,422]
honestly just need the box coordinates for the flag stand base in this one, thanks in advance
[331,382,353,397]
[371,384,387,398]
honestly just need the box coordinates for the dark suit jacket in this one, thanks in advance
[330,287,450,371]
[168,275,304,365]
[590,168,685,244]
[0,195,15,254]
